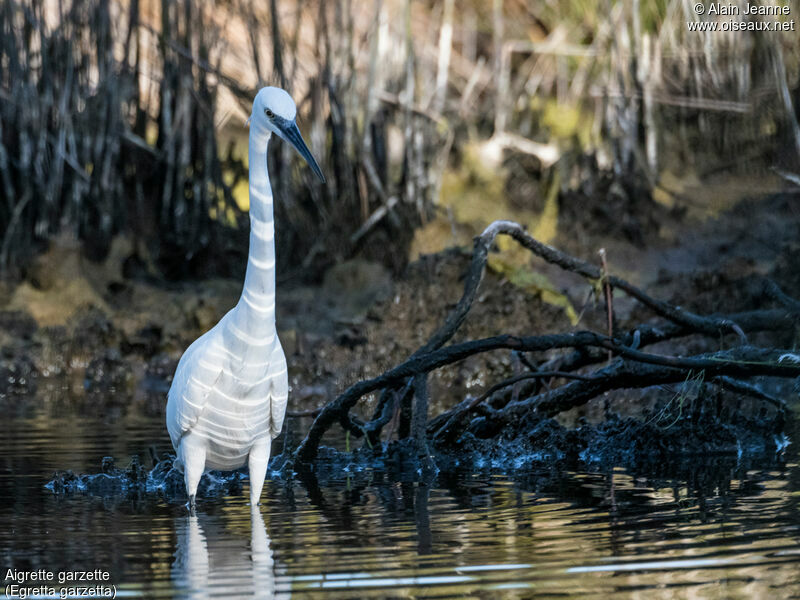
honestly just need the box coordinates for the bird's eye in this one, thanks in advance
[264,108,275,119]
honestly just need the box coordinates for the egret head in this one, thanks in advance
[249,86,325,183]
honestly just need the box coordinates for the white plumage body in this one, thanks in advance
[165,310,288,471]
[165,87,321,509]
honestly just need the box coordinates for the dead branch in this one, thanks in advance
[293,330,800,463]
[412,375,431,459]
[364,220,769,442]
[429,370,594,440]
[431,341,796,442]
[501,346,796,423]
[432,346,797,445]
[295,331,612,462]
[464,308,794,415]
[598,247,614,361]
[712,376,786,410]
[292,220,800,465]
[490,221,748,340]
[763,279,800,317]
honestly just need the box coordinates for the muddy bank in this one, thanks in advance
[8,219,796,420]
[0,237,575,419]
[6,186,800,484]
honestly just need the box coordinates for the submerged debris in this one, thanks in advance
[46,402,789,503]
[47,454,247,502]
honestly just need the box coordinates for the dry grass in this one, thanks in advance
[0,0,797,279]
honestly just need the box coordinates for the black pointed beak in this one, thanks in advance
[276,119,325,183]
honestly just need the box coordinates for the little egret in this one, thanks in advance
[166,87,324,511]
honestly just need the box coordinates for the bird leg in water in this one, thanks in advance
[248,440,271,506]
[188,494,197,516]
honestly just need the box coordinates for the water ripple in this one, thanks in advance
[1,408,798,598]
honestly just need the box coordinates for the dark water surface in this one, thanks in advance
[1,397,799,599]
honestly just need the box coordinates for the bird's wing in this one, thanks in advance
[166,329,224,448]
[269,340,289,437]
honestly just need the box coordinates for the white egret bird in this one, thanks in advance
[167,87,324,511]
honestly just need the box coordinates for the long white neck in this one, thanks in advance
[229,130,277,343]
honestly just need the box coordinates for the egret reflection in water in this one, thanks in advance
[172,507,282,599]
